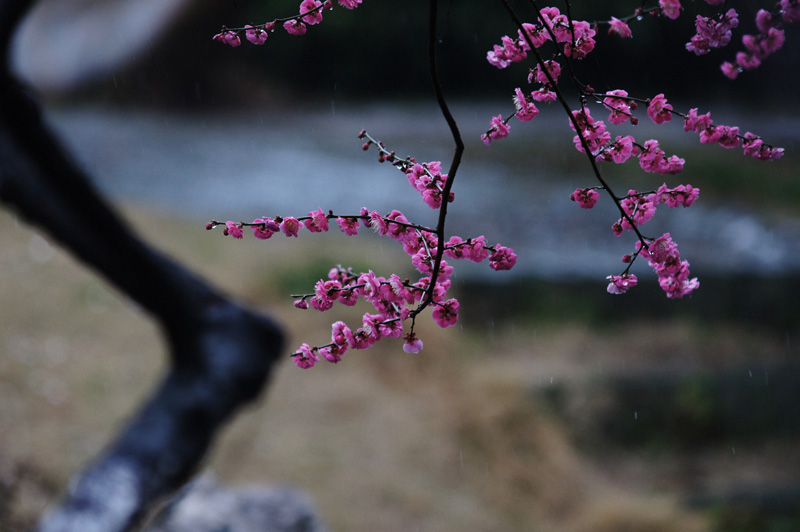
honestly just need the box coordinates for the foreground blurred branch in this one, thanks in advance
[0,1,286,531]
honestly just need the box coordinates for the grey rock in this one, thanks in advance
[145,474,328,532]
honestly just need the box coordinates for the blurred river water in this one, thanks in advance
[45,102,800,281]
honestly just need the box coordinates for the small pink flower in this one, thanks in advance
[600,135,637,164]
[781,0,800,23]
[245,25,268,45]
[489,245,517,271]
[252,217,279,239]
[699,126,723,145]
[432,299,459,328]
[606,273,638,294]
[660,155,685,175]
[608,17,632,38]
[647,93,673,125]
[403,332,424,353]
[570,188,600,209]
[717,126,741,149]
[331,320,352,349]
[684,108,713,133]
[284,19,307,35]
[338,0,362,8]
[336,216,360,236]
[482,115,511,145]
[603,90,634,125]
[513,88,539,122]
[531,87,558,102]
[213,29,241,47]
[310,279,341,311]
[300,0,323,25]
[304,207,329,233]
[385,210,413,242]
[659,184,700,207]
[530,60,561,85]
[756,9,775,33]
[720,61,739,79]
[659,0,682,20]
[280,216,301,237]
[223,221,244,239]
[464,236,490,263]
[366,210,388,235]
[378,319,404,338]
[294,343,319,369]
[319,345,344,363]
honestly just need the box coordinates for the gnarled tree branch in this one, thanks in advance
[0,1,286,531]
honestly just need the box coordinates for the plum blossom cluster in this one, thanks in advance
[606,233,699,299]
[720,3,797,79]
[685,8,739,55]
[610,184,699,236]
[362,142,457,210]
[486,5,596,70]
[599,2,796,79]
[483,3,785,299]
[609,233,699,299]
[208,133,516,368]
[212,0,362,46]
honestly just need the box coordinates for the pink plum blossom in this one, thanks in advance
[489,245,517,271]
[304,207,329,232]
[284,19,307,35]
[294,343,319,369]
[606,274,637,294]
[570,188,600,209]
[608,17,632,38]
[280,216,301,237]
[432,299,459,328]
[684,108,713,133]
[513,88,539,122]
[659,0,682,20]
[599,135,637,164]
[252,217,279,239]
[336,216,360,236]
[647,94,673,125]
[603,90,635,125]
[482,115,511,145]
[403,333,424,353]
[245,25,268,45]
[223,221,244,239]
[213,29,241,47]
[782,0,800,23]
[300,0,323,25]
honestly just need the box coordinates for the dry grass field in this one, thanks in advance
[1,204,797,532]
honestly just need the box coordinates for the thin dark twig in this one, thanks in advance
[417,0,465,313]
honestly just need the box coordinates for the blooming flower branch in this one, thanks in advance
[208,130,516,367]
[489,0,785,299]
[212,0,363,46]
[210,0,791,364]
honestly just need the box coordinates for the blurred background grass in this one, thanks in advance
[2,202,799,532]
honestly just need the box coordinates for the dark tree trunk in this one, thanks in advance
[0,1,286,530]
